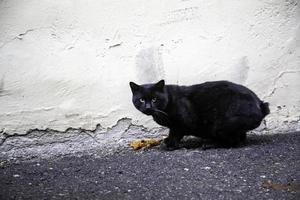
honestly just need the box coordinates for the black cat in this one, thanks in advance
[129,80,270,150]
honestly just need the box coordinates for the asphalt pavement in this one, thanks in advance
[0,132,299,200]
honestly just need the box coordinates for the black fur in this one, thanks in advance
[129,80,270,150]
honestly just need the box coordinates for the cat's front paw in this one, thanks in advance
[160,138,179,151]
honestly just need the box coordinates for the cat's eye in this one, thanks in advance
[152,98,157,103]
[139,98,145,103]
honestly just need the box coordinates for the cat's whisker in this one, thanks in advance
[153,109,169,117]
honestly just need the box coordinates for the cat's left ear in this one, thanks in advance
[154,80,165,91]
[129,82,140,93]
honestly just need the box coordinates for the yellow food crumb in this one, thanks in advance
[129,138,162,150]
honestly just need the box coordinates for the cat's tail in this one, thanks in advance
[260,101,270,117]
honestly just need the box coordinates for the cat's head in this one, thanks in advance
[129,80,169,115]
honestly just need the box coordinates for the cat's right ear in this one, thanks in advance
[129,82,140,93]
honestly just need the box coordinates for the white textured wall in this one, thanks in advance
[0,0,299,135]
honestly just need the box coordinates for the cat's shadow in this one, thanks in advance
[177,134,273,150]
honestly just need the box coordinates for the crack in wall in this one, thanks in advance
[264,70,300,99]
[0,27,53,49]
[15,29,35,40]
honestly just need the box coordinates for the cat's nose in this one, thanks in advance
[145,103,152,115]
[145,103,151,109]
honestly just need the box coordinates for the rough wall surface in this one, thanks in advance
[0,0,299,140]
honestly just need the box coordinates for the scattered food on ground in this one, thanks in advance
[129,138,162,150]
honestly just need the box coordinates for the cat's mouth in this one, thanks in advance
[143,109,154,115]
[143,109,168,117]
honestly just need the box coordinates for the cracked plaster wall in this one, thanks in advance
[0,0,300,140]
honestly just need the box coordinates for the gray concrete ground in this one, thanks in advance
[0,132,299,200]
